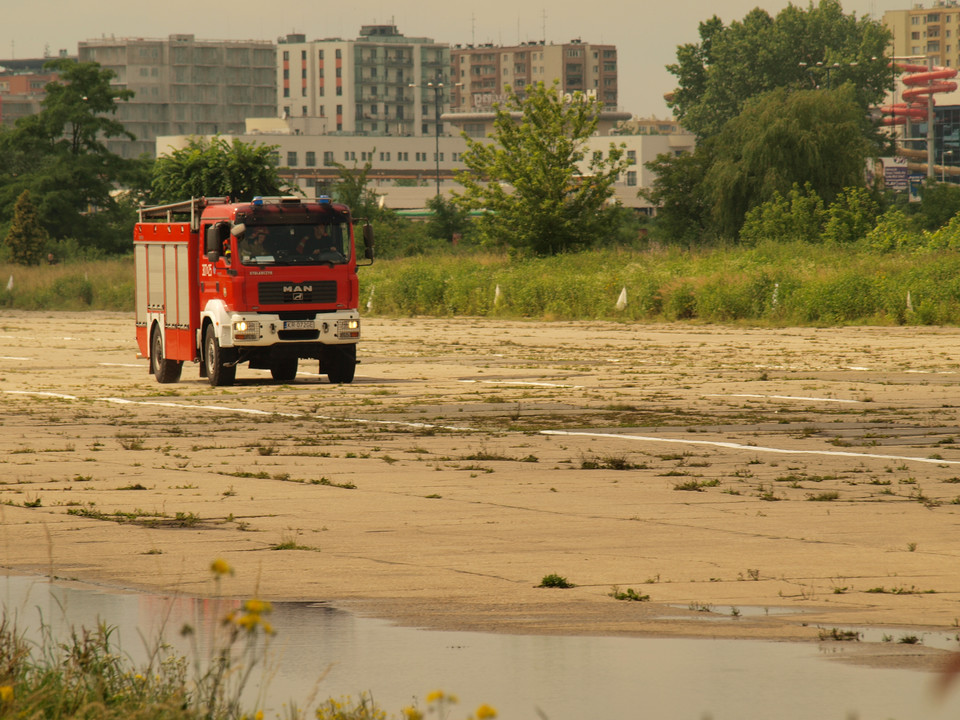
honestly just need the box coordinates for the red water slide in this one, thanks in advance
[881,62,958,126]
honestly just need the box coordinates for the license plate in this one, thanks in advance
[283,320,313,330]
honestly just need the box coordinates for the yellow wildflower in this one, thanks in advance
[475,704,497,719]
[255,711,264,720]
[425,690,445,704]
[210,558,233,576]
[0,686,12,703]
[402,707,423,720]
[244,598,273,615]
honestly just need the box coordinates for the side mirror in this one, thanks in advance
[205,223,231,263]
[362,223,375,261]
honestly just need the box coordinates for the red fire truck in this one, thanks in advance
[134,195,373,386]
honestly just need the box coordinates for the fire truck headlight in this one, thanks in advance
[232,320,259,341]
[347,320,359,330]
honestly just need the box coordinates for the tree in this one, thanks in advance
[454,81,630,256]
[703,86,874,238]
[4,190,48,265]
[640,148,714,245]
[425,194,472,242]
[151,136,283,204]
[916,180,960,231]
[667,0,892,138]
[328,154,383,220]
[0,59,139,255]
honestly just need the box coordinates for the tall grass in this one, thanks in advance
[7,243,960,326]
[0,258,134,311]
[360,242,960,326]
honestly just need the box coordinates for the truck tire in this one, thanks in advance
[324,344,356,384]
[151,326,183,384]
[204,324,236,387]
[271,358,298,382]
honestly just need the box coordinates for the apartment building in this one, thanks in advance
[0,57,63,127]
[276,25,451,137]
[78,34,276,158]
[450,39,618,112]
[884,1,960,67]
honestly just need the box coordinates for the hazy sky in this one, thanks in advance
[2,0,908,117]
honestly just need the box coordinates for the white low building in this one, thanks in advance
[156,119,694,213]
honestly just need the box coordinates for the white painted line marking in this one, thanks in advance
[459,380,583,389]
[8,390,955,466]
[99,363,144,368]
[706,393,860,404]
[541,430,960,466]
[0,356,31,361]
[5,391,79,400]
[104,398,301,418]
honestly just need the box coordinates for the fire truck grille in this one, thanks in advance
[258,281,337,305]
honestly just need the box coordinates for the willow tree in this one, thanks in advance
[454,81,629,256]
[702,85,874,238]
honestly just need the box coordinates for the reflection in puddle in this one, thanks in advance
[4,575,960,719]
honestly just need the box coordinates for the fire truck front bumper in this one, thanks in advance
[229,312,360,347]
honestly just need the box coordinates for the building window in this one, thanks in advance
[302,105,308,115]
[319,50,324,60]
[323,151,334,165]
[283,51,289,60]
[305,151,316,166]
[283,87,290,97]
[335,49,342,59]
[336,104,342,115]
[627,150,637,165]
[626,171,637,187]
[336,86,342,96]
[287,151,298,166]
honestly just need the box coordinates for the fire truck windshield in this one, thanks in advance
[238,223,347,266]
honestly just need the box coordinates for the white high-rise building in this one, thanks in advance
[276,25,451,138]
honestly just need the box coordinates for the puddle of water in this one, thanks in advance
[4,575,960,720]
[665,604,804,620]
[820,625,960,652]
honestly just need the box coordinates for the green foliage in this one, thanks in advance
[640,150,713,245]
[454,80,630,255]
[863,207,920,252]
[328,153,394,223]
[151,136,283,203]
[0,59,143,255]
[822,186,880,244]
[4,190,47,266]
[667,0,892,138]
[704,87,874,238]
[538,573,575,588]
[740,183,826,245]
[425,194,473,243]
[916,179,960,230]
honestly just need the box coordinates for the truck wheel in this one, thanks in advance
[204,324,236,387]
[151,327,183,384]
[324,344,356,384]
[271,358,298,382]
